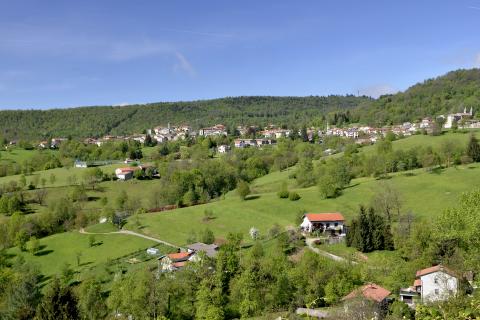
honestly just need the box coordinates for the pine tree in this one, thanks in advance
[35,278,80,320]
[467,134,480,162]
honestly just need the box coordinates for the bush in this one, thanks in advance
[277,190,289,198]
[289,192,301,201]
[237,180,250,200]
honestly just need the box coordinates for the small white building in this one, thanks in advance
[300,213,345,235]
[147,248,160,255]
[115,167,139,180]
[74,160,88,168]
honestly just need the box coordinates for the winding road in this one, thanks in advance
[305,237,357,264]
[79,228,182,249]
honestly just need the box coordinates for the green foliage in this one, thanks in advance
[346,206,394,253]
[467,134,480,162]
[200,228,215,244]
[288,191,301,201]
[277,181,289,198]
[35,277,80,320]
[0,96,370,140]
[237,180,250,200]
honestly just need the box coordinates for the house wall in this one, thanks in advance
[300,217,345,233]
[421,271,458,302]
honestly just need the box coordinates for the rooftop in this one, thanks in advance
[343,283,391,303]
[305,213,345,222]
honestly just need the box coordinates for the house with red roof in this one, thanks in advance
[399,265,459,306]
[115,167,141,180]
[342,283,391,319]
[158,251,194,272]
[343,283,391,304]
[300,213,345,235]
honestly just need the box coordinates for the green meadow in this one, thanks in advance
[127,163,480,246]
[5,131,480,282]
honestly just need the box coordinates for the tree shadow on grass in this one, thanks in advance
[34,249,54,256]
[79,261,93,267]
[245,195,261,200]
[343,183,360,190]
[91,241,103,247]
[88,196,100,201]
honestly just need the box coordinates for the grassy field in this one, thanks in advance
[127,163,480,246]
[4,131,480,284]
[8,230,175,287]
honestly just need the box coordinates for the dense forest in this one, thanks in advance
[0,96,369,140]
[354,69,480,126]
[0,68,479,140]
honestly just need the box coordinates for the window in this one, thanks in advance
[326,223,330,228]
[434,277,438,284]
[435,289,439,295]
[334,223,338,227]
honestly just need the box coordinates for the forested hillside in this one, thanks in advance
[0,96,369,140]
[1,68,479,140]
[354,68,480,126]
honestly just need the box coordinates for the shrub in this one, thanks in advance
[277,190,289,198]
[289,192,301,201]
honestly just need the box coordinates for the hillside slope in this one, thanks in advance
[0,96,368,140]
[354,68,480,125]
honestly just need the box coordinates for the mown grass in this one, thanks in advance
[127,163,480,246]
[7,231,175,288]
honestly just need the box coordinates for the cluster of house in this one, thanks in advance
[38,137,68,149]
[299,211,471,313]
[341,264,467,315]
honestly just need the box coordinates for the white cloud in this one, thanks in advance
[358,84,397,98]
[173,52,196,77]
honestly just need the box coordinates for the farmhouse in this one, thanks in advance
[115,167,140,180]
[300,213,345,235]
[400,265,459,305]
[158,251,194,272]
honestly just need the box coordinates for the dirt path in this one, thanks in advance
[79,228,182,249]
[305,238,357,264]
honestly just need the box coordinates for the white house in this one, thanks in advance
[444,107,473,129]
[115,167,140,180]
[400,265,459,305]
[300,213,345,235]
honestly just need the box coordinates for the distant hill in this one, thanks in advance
[1,68,479,140]
[354,68,480,126]
[0,96,369,140]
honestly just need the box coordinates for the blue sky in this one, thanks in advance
[0,0,479,109]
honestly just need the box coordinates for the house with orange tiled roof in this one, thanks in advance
[158,251,194,272]
[300,212,345,235]
[342,283,392,319]
[400,265,460,306]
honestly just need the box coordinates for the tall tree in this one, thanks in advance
[35,278,80,320]
[467,134,480,162]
